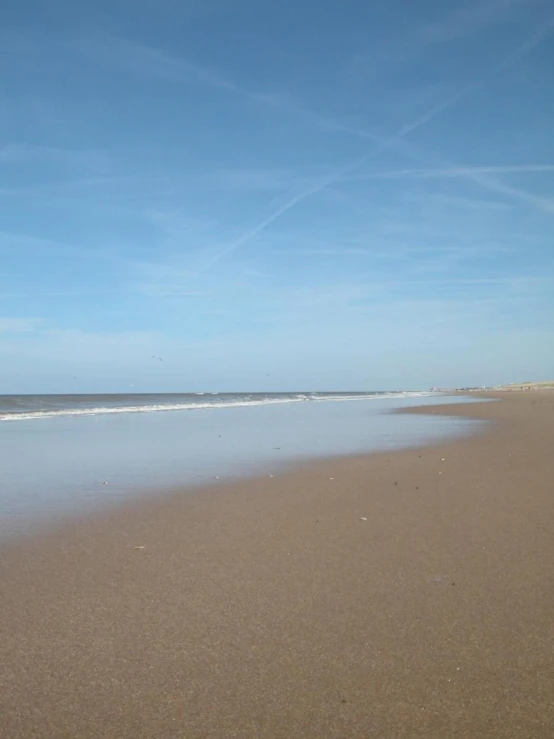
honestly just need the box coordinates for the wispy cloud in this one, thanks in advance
[200,152,386,271]
[137,285,207,297]
[0,288,118,299]
[406,275,551,288]
[281,17,554,215]
[76,32,470,156]
[348,164,554,181]
[341,18,554,211]
[0,144,110,172]
[0,231,124,263]
[75,33,277,108]
[352,0,544,68]
[78,13,553,148]
[0,318,43,334]
[337,138,554,217]
[496,11,554,68]
[461,173,554,213]
[416,0,530,43]
[202,74,511,269]
[71,14,554,275]
[196,167,317,193]
[415,193,511,211]
[129,255,209,298]
[277,247,373,257]
[270,235,514,264]
[202,72,538,268]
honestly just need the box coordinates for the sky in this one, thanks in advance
[1,0,553,393]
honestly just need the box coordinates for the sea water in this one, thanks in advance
[0,392,484,538]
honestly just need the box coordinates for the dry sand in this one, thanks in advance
[1,392,553,738]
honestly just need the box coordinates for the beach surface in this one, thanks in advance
[1,392,553,738]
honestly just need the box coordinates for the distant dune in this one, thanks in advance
[460,381,554,392]
[493,381,554,391]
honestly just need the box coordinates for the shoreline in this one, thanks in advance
[1,392,553,737]
[0,393,484,541]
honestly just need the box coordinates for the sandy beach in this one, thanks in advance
[1,391,553,738]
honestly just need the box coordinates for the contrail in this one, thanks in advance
[203,85,477,271]
[203,15,554,270]
[202,152,382,271]
[347,164,554,181]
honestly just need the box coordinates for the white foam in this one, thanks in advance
[0,391,437,422]
[309,391,434,403]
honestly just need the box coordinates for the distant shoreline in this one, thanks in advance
[447,381,554,392]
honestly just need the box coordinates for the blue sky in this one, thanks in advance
[1,0,553,393]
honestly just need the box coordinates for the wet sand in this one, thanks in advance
[1,392,553,738]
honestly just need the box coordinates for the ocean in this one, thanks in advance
[0,392,484,538]
[0,390,432,422]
